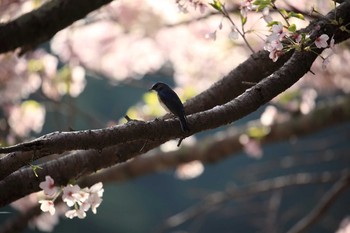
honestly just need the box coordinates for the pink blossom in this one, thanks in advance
[262,7,272,23]
[8,101,46,137]
[65,209,86,219]
[38,200,56,215]
[175,160,204,180]
[270,49,283,62]
[266,22,287,43]
[264,39,284,62]
[239,135,263,159]
[88,193,103,214]
[294,33,302,43]
[315,34,329,48]
[260,106,278,126]
[336,217,350,233]
[39,176,57,197]
[31,212,60,232]
[196,2,207,14]
[62,185,81,207]
[88,182,104,197]
[240,0,254,17]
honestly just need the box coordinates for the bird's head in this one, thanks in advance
[149,82,169,92]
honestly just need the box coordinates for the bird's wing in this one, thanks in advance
[158,90,184,117]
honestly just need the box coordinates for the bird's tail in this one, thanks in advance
[179,116,190,132]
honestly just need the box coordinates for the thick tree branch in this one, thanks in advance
[1,93,350,208]
[1,1,349,161]
[79,95,350,185]
[0,0,114,53]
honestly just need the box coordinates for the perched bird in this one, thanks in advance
[150,82,190,132]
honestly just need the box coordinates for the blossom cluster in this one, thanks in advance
[236,0,335,63]
[38,176,104,219]
[175,0,207,13]
[264,23,333,62]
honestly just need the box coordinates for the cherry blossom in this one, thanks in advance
[262,7,272,23]
[315,34,329,48]
[62,184,81,207]
[239,135,263,159]
[240,0,254,18]
[8,100,46,137]
[267,22,286,42]
[60,182,104,219]
[39,176,57,197]
[88,182,104,197]
[260,105,278,126]
[88,193,103,214]
[175,160,204,180]
[65,208,86,219]
[336,217,350,233]
[38,200,56,216]
[264,39,284,62]
[175,0,207,13]
[294,33,302,43]
[30,212,60,232]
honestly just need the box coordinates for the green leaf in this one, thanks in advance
[278,90,300,104]
[289,12,305,20]
[267,21,280,27]
[288,24,296,32]
[209,0,223,12]
[330,19,339,25]
[247,126,270,139]
[241,15,247,26]
[279,9,288,17]
[253,0,271,11]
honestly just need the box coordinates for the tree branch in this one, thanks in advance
[286,171,350,233]
[0,0,114,53]
[79,94,350,184]
[161,171,348,230]
[1,93,350,208]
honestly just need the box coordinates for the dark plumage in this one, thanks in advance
[150,82,190,132]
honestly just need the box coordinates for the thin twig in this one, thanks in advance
[286,171,350,233]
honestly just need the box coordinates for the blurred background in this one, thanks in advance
[0,0,349,232]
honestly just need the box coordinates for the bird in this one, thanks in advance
[150,82,190,132]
